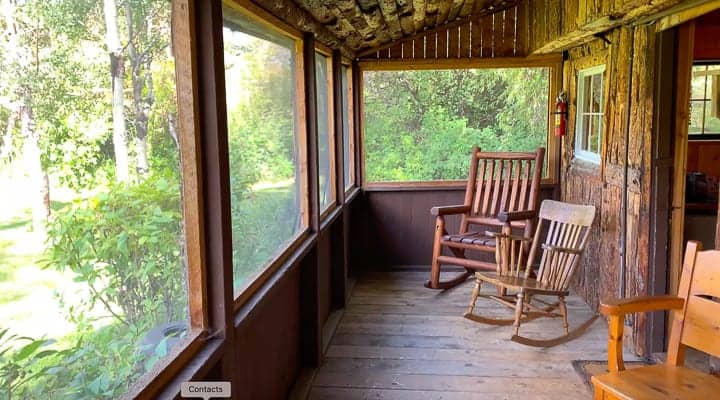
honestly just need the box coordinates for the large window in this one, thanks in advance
[223,7,307,297]
[0,0,195,397]
[341,65,355,191]
[315,52,336,212]
[362,67,550,182]
[574,65,605,163]
[690,63,720,137]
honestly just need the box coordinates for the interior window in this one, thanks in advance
[315,52,336,212]
[223,6,307,296]
[575,65,606,163]
[341,65,355,191]
[363,67,550,182]
[690,63,720,137]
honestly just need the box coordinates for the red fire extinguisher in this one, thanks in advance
[554,91,568,137]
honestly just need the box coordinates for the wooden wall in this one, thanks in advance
[357,186,557,267]
[687,142,720,178]
[528,0,685,54]
[560,26,658,356]
[694,9,720,60]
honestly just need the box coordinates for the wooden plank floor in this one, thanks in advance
[309,271,638,400]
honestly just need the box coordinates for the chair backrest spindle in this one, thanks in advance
[666,242,720,366]
[461,148,545,232]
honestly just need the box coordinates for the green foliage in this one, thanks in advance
[45,170,187,328]
[364,68,549,181]
[0,328,74,400]
[224,27,302,291]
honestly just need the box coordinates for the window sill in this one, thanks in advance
[126,328,209,399]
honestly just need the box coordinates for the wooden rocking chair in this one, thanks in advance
[465,199,598,347]
[426,147,545,290]
[592,241,720,399]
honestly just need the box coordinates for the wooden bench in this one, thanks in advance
[592,241,720,399]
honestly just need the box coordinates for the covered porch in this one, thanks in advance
[1,0,719,399]
[308,270,625,399]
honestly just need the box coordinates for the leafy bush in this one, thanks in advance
[363,68,549,182]
[0,328,69,400]
[45,170,188,328]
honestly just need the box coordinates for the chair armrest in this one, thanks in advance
[485,231,533,242]
[599,295,684,373]
[497,210,537,222]
[541,244,583,255]
[431,205,470,216]
[600,295,684,316]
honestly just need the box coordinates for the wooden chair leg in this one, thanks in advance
[593,385,604,400]
[428,216,444,289]
[559,295,569,335]
[513,290,525,336]
[467,277,482,315]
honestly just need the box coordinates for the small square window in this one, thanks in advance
[575,65,605,163]
[689,63,720,138]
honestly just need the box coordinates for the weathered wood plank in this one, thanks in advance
[378,0,404,40]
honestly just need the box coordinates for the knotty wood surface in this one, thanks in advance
[308,270,637,399]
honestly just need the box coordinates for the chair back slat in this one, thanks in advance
[667,244,720,363]
[471,158,487,214]
[465,148,544,221]
[499,161,512,215]
[508,160,521,212]
[480,159,495,216]
[525,200,596,290]
[518,159,530,213]
[489,161,504,216]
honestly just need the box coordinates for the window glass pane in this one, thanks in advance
[582,115,592,151]
[341,66,352,190]
[705,102,720,134]
[0,0,189,397]
[363,68,549,182]
[591,74,603,113]
[223,7,304,295]
[691,65,708,100]
[583,75,593,111]
[690,100,706,134]
[315,53,334,210]
[590,115,602,154]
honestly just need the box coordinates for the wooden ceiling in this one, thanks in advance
[291,0,520,53]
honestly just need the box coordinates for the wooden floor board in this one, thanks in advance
[308,270,636,400]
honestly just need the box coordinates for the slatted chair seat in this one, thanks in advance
[475,272,569,296]
[592,364,720,400]
[426,147,545,290]
[441,232,497,247]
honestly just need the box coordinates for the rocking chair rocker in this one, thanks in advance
[465,199,598,347]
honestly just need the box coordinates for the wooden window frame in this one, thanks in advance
[689,61,720,140]
[315,45,338,218]
[574,64,606,164]
[341,61,356,194]
[357,55,563,189]
[126,0,209,397]
[220,1,312,308]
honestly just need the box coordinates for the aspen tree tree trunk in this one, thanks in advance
[125,2,151,176]
[104,0,129,182]
[21,106,49,238]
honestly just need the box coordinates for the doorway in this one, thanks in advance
[650,9,720,355]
